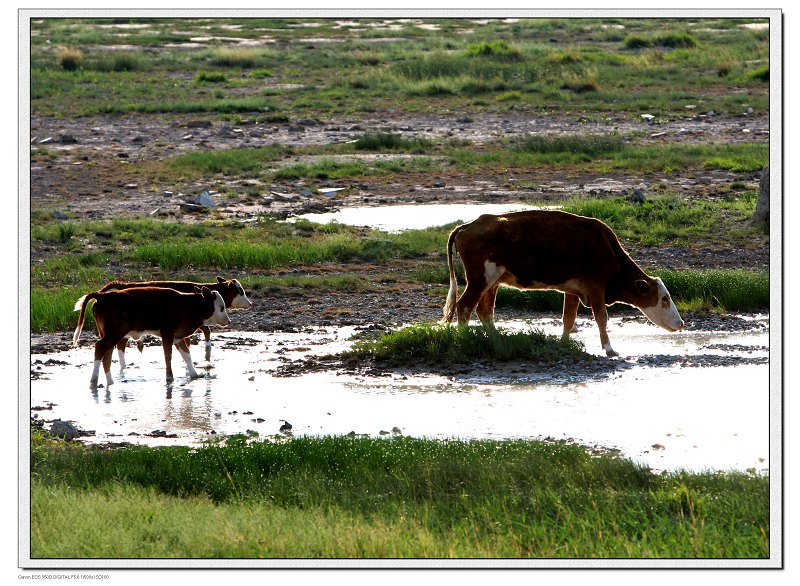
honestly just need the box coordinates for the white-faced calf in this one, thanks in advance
[85,276,252,366]
[72,286,231,388]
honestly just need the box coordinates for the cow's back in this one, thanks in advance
[456,210,625,286]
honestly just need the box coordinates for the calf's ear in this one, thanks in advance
[216,276,225,283]
[634,279,652,296]
[199,286,213,299]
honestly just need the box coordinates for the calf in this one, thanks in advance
[72,286,231,388]
[84,276,252,366]
[442,210,684,356]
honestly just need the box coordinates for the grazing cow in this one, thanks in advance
[442,210,684,356]
[82,276,252,366]
[72,286,231,388]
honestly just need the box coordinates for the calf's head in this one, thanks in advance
[217,276,252,310]
[634,277,684,332]
[202,288,231,327]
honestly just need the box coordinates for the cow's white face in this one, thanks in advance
[206,291,231,327]
[639,278,684,332]
[228,279,253,310]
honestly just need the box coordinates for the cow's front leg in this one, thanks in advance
[590,302,618,357]
[562,293,580,339]
[176,339,200,379]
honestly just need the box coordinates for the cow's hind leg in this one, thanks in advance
[91,338,117,389]
[456,262,505,326]
[562,293,581,339]
[455,282,485,325]
[475,285,499,331]
[175,339,201,379]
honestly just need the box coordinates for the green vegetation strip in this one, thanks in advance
[30,432,768,558]
[32,18,768,118]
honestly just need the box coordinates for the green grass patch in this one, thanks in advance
[623,32,698,49]
[560,194,757,245]
[346,323,587,365]
[167,145,288,176]
[657,270,769,312]
[353,132,433,153]
[513,134,625,156]
[30,433,769,558]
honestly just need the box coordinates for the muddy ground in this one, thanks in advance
[29,110,770,358]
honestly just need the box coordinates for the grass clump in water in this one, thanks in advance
[346,323,587,365]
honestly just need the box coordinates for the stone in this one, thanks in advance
[50,420,79,441]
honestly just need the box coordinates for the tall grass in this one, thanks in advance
[30,434,770,559]
[657,270,769,311]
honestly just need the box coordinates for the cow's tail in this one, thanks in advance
[441,225,462,324]
[72,292,99,347]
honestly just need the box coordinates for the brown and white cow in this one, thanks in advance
[442,210,684,356]
[72,286,231,389]
[81,276,252,366]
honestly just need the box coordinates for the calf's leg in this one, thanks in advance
[162,336,175,382]
[116,338,128,372]
[199,326,212,361]
[91,338,117,389]
[175,339,200,379]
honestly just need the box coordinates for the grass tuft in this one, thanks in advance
[346,323,587,365]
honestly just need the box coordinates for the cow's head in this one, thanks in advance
[202,287,231,327]
[635,277,684,332]
[216,276,253,310]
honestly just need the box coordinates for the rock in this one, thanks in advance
[193,191,216,208]
[630,188,646,204]
[186,120,213,128]
[50,420,79,441]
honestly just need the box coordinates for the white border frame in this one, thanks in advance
[18,8,783,571]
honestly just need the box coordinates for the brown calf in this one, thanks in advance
[93,276,252,365]
[442,210,684,356]
[73,286,231,388]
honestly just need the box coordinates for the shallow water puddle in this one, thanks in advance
[292,202,544,232]
[30,317,770,473]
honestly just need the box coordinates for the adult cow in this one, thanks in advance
[83,276,252,366]
[442,210,684,356]
[72,286,231,389]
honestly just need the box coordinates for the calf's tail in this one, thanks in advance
[72,292,98,347]
[441,226,462,324]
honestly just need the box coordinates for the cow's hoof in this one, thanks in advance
[605,349,620,357]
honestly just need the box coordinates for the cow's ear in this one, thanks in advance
[199,286,212,299]
[634,279,652,296]
[216,276,225,283]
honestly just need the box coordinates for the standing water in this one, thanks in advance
[30,316,769,474]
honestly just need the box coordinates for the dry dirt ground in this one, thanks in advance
[29,110,770,355]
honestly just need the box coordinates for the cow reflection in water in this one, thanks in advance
[442,210,684,356]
